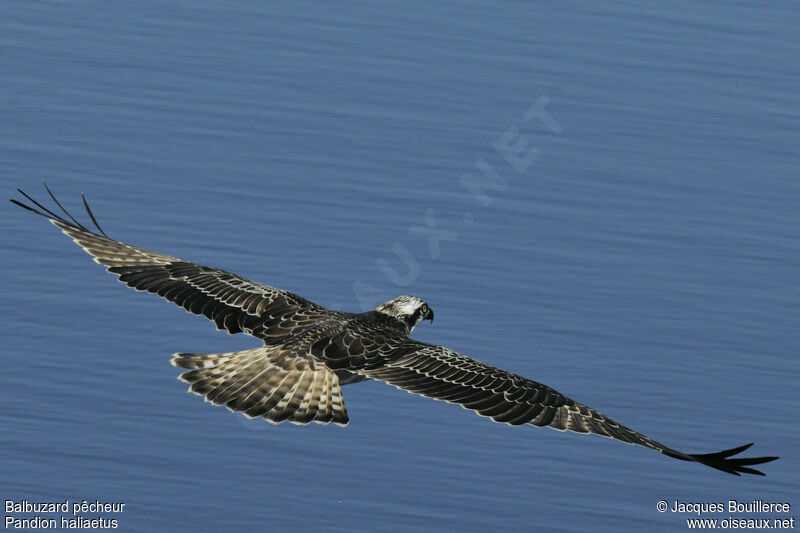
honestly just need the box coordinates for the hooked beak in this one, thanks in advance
[424,307,434,323]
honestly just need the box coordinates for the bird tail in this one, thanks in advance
[171,347,348,426]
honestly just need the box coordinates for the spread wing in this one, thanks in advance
[365,340,778,476]
[11,185,334,340]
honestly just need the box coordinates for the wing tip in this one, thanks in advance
[12,183,106,235]
[687,442,779,476]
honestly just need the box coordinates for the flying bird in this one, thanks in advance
[11,184,778,476]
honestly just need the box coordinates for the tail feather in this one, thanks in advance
[315,370,333,423]
[207,356,278,406]
[181,353,265,403]
[172,352,237,370]
[245,371,297,420]
[171,347,349,426]
[272,370,314,423]
[238,371,295,417]
[295,372,322,424]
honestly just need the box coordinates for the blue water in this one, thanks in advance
[1,2,798,531]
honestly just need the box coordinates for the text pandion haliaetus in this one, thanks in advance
[11,185,778,476]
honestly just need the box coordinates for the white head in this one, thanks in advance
[375,295,434,333]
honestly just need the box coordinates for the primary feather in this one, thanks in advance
[10,184,778,476]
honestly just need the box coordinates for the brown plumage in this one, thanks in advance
[10,184,778,476]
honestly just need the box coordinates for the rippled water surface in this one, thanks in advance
[1,2,798,531]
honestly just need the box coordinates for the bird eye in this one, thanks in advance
[421,305,428,313]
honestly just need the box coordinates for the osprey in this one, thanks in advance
[11,185,778,476]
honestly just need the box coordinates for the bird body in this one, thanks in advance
[10,184,778,476]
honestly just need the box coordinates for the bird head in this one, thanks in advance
[375,295,434,333]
